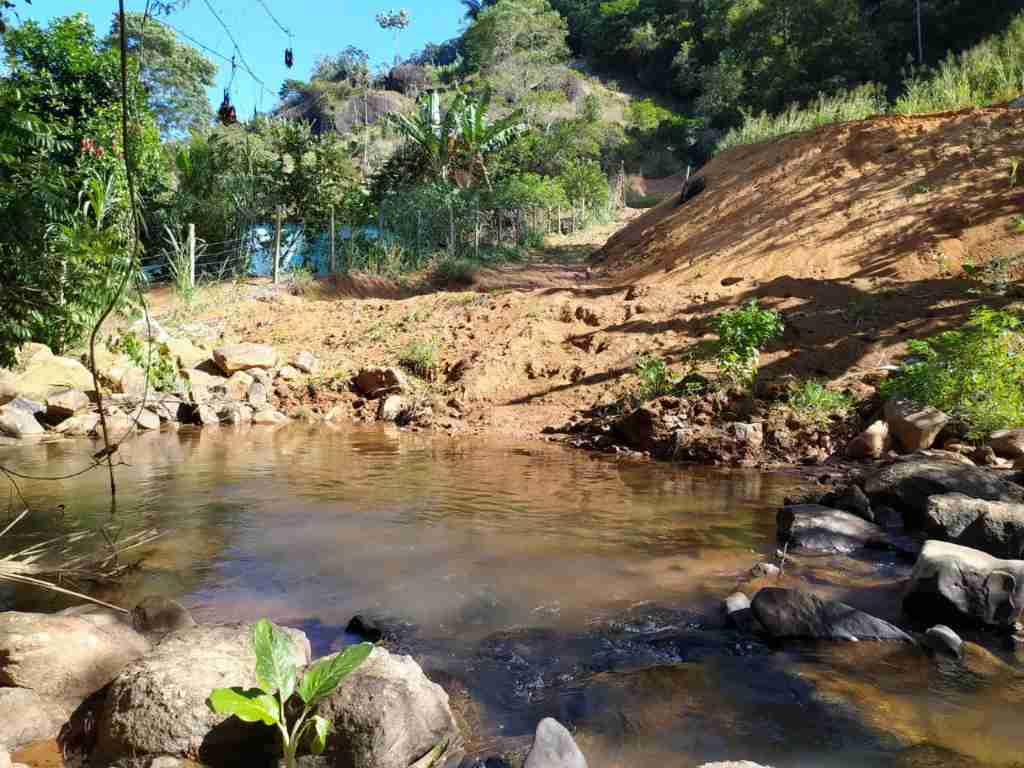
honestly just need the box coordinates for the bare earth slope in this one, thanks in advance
[150,107,1024,447]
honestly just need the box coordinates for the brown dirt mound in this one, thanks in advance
[602,106,1024,287]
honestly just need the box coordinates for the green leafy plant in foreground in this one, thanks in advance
[711,301,784,389]
[786,380,852,425]
[881,307,1024,440]
[208,619,372,768]
[635,355,678,401]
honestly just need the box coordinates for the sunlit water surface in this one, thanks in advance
[2,426,1023,768]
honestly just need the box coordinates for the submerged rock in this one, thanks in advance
[777,504,892,554]
[924,493,1024,558]
[0,610,150,704]
[904,540,1024,627]
[923,625,963,659]
[751,587,911,641]
[523,718,587,768]
[94,623,310,765]
[315,647,461,768]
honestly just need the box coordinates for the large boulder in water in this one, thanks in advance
[904,540,1024,627]
[523,718,587,768]
[751,588,911,641]
[863,457,1024,523]
[0,610,150,705]
[94,623,310,765]
[315,646,461,768]
[777,505,892,554]
[924,493,1024,558]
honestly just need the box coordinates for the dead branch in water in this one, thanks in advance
[0,509,161,613]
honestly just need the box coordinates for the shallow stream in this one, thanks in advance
[2,427,1023,767]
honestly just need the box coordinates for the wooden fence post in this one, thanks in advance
[330,206,336,274]
[187,222,196,290]
[273,208,282,285]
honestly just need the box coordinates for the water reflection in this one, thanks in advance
[2,427,1022,766]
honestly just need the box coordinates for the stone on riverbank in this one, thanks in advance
[751,587,912,641]
[211,343,278,375]
[252,409,289,425]
[904,540,1024,627]
[884,399,948,453]
[316,646,461,768]
[846,420,890,460]
[223,371,254,401]
[0,610,150,704]
[989,428,1024,460]
[292,351,318,374]
[353,367,407,398]
[0,687,69,751]
[12,354,94,401]
[163,338,207,370]
[777,505,892,554]
[130,597,196,640]
[924,494,1024,559]
[523,718,587,768]
[0,402,44,438]
[830,484,873,522]
[95,623,310,765]
[863,457,1024,523]
[378,394,406,422]
[54,412,101,437]
[45,389,90,419]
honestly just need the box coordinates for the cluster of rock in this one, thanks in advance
[0,599,463,768]
[724,452,1024,656]
[847,398,1024,469]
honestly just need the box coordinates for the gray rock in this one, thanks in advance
[196,404,220,426]
[378,394,406,422]
[924,493,1024,558]
[130,597,196,640]
[0,401,44,438]
[163,338,208,370]
[247,381,268,409]
[924,624,963,659]
[12,354,94,401]
[252,409,289,425]
[223,371,254,401]
[277,365,301,382]
[751,587,912,641]
[46,389,91,419]
[146,394,187,423]
[863,457,1024,522]
[292,351,318,374]
[0,687,69,751]
[777,504,892,554]
[134,407,161,431]
[0,610,150,705]
[904,540,1024,627]
[353,367,407,398]
[523,718,586,768]
[211,343,278,375]
[95,623,310,765]
[831,484,873,522]
[316,646,461,768]
[54,412,101,437]
[884,399,948,452]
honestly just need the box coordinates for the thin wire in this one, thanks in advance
[199,0,267,89]
[253,0,293,38]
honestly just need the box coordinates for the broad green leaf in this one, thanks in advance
[208,687,279,726]
[310,715,331,754]
[252,619,298,701]
[297,642,373,705]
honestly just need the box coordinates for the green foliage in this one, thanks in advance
[557,158,610,209]
[786,380,852,425]
[161,225,196,303]
[634,355,677,401]
[718,84,886,153]
[711,301,784,388]
[493,173,569,209]
[399,338,439,380]
[109,330,180,393]
[209,619,372,768]
[881,308,1024,440]
[895,15,1024,115]
[432,256,479,286]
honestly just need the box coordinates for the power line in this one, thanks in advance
[200,0,266,89]
[254,0,293,38]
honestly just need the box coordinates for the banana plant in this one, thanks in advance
[209,619,372,768]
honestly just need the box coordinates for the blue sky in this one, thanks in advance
[18,0,468,119]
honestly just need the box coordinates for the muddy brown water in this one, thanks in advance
[2,426,1023,767]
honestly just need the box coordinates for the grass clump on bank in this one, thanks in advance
[881,307,1024,440]
[399,338,439,380]
[786,380,852,425]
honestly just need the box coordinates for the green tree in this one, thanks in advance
[106,12,219,136]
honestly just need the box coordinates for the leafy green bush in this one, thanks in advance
[108,331,180,393]
[881,307,1024,440]
[711,301,784,388]
[895,15,1024,115]
[432,257,478,286]
[717,84,886,153]
[787,380,853,425]
[557,158,610,210]
[635,355,677,402]
[399,338,439,380]
[209,619,372,768]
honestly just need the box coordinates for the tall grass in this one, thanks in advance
[895,14,1024,115]
[717,84,887,153]
[718,13,1024,153]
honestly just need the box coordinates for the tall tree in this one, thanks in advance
[106,12,218,136]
